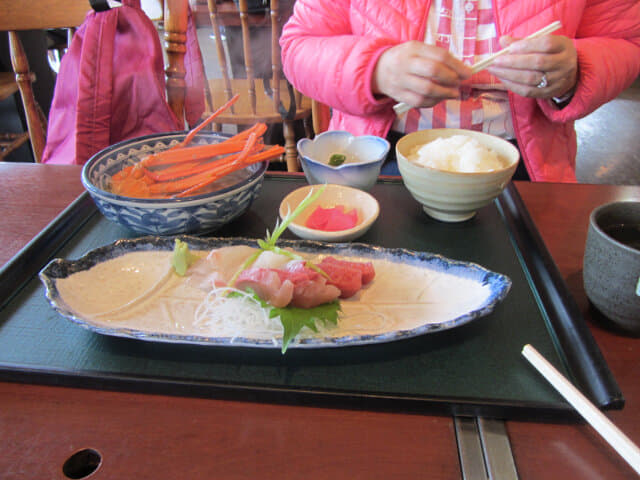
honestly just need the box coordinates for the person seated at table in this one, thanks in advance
[279,0,640,182]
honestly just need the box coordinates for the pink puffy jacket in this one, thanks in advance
[281,0,640,182]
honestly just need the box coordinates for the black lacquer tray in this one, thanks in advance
[0,175,623,420]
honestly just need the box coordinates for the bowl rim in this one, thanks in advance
[81,131,268,204]
[396,128,520,176]
[279,184,380,237]
[589,200,640,255]
[298,130,390,169]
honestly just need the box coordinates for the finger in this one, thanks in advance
[416,47,472,79]
[405,74,462,99]
[495,77,545,98]
[407,61,466,87]
[488,65,550,88]
[396,79,460,106]
[491,50,563,72]
[499,34,564,55]
[397,91,448,109]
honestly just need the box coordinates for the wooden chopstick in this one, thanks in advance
[393,20,563,116]
[522,344,640,476]
[470,20,562,73]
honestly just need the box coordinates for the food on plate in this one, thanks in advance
[108,94,284,199]
[187,244,375,349]
[328,153,346,166]
[407,134,507,173]
[172,238,200,275]
[169,185,373,350]
[305,205,359,231]
[52,241,507,351]
[198,248,374,309]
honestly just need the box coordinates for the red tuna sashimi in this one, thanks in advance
[305,205,358,231]
[315,257,368,299]
[317,256,376,297]
[236,266,340,309]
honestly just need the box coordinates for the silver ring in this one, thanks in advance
[536,73,548,89]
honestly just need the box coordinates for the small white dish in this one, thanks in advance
[279,184,380,242]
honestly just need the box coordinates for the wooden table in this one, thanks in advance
[0,162,639,479]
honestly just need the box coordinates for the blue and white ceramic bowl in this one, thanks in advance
[82,132,267,235]
[297,131,390,191]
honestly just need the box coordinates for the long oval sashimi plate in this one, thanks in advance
[39,236,511,349]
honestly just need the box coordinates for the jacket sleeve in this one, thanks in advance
[538,0,640,122]
[280,0,396,116]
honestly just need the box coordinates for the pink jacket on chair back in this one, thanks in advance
[42,0,204,165]
[281,0,640,182]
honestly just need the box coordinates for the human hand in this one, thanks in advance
[372,41,472,108]
[487,34,578,99]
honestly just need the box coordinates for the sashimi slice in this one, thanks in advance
[317,258,363,299]
[235,268,294,308]
[204,245,256,285]
[320,256,376,285]
[236,266,341,308]
[277,266,341,308]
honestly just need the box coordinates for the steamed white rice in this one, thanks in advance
[407,135,506,173]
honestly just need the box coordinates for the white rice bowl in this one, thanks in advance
[408,135,506,173]
[396,129,520,222]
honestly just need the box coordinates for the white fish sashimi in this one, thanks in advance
[185,245,256,290]
[251,250,293,269]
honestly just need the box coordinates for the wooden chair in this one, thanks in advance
[312,99,331,136]
[164,0,313,172]
[0,1,90,162]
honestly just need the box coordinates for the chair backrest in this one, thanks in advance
[164,0,312,171]
[0,1,89,31]
[0,0,91,162]
[312,100,331,135]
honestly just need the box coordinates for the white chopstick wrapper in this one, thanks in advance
[522,344,640,475]
[393,21,563,116]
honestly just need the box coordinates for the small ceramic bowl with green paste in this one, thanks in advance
[297,131,390,191]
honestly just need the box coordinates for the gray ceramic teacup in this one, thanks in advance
[583,201,640,333]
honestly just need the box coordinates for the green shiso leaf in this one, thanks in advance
[273,301,340,354]
[240,290,340,353]
[172,238,200,276]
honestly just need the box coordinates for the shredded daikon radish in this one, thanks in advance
[194,287,283,343]
[193,286,339,345]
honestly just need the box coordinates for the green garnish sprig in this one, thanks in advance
[227,184,329,287]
